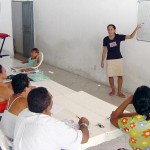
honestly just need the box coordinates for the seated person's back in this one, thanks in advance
[119,114,150,149]
[14,87,89,150]
[1,74,31,139]
[111,86,150,150]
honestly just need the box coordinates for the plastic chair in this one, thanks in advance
[32,51,44,70]
[21,51,44,73]
[10,51,44,74]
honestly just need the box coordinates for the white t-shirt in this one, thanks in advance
[1,110,17,139]
[13,109,82,150]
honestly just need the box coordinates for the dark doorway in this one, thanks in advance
[12,1,34,57]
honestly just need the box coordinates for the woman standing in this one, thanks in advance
[101,24,141,98]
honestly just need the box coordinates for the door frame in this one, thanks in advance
[12,0,35,57]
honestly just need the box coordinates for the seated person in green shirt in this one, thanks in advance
[22,48,39,67]
[111,86,150,150]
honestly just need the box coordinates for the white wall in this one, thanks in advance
[12,2,23,54]
[12,0,33,1]
[0,0,14,56]
[34,0,150,93]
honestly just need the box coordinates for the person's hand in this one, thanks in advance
[35,54,39,59]
[126,95,133,104]
[136,24,142,30]
[101,61,104,68]
[79,117,89,126]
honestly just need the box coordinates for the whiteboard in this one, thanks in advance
[137,0,150,42]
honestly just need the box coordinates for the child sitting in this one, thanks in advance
[22,48,39,67]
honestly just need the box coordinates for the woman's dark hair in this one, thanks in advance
[107,24,116,30]
[31,48,39,53]
[28,87,52,113]
[133,86,150,120]
[11,74,29,94]
[0,65,2,74]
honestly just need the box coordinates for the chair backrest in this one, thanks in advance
[32,51,44,69]
[0,129,9,150]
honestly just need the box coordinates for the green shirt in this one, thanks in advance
[118,115,150,150]
[28,57,36,67]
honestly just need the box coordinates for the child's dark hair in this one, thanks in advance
[133,86,150,120]
[11,74,30,94]
[107,24,116,30]
[31,48,39,53]
[28,87,52,113]
[0,65,2,74]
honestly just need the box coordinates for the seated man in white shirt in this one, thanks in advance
[13,87,89,150]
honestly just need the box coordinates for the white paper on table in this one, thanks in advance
[62,119,79,130]
[51,103,64,115]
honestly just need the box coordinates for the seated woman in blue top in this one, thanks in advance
[22,48,39,67]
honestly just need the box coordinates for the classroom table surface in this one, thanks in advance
[0,57,126,150]
[53,91,125,150]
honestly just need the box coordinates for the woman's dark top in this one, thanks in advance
[103,34,126,60]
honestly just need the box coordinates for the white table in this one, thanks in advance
[53,91,125,150]
[0,57,125,149]
[0,56,22,75]
[0,57,75,97]
[31,80,75,97]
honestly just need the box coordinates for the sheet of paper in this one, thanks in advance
[61,119,79,130]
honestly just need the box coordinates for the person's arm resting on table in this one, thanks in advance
[110,96,137,128]
[55,117,89,150]
[79,117,89,143]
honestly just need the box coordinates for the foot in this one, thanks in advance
[109,91,115,96]
[117,92,126,98]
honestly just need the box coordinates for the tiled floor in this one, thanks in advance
[14,53,133,149]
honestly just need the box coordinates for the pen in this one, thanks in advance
[76,115,81,119]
